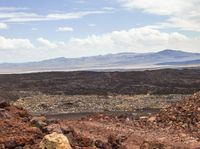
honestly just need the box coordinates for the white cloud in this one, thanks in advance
[46,11,106,20]
[0,36,34,49]
[1,27,200,62]
[0,10,110,23]
[37,38,58,49]
[118,0,188,15]
[76,0,86,4]
[117,0,200,31]
[0,23,7,29]
[31,28,38,31]
[57,26,74,32]
[35,27,200,56]
[0,7,29,12]
[66,27,194,54]
[88,24,96,27]
[102,7,115,11]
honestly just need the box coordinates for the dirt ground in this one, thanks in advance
[59,113,200,149]
[0,69,200,148]
[2,94,200,149]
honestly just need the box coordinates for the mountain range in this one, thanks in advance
[0,49,200,73]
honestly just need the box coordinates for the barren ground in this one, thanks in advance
[1,69,200,148]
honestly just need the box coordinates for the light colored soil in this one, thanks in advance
[13,94,189,114]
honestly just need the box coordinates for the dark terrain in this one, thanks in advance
[0,68,200,102]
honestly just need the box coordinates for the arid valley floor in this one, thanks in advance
[1,68,200,149]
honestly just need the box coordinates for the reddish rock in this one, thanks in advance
[0,101,9,108]
[150,92,200,138]
[0,105,43,148]
[140,141,166,149]
[44,124,62,134]
[30,116,47,130]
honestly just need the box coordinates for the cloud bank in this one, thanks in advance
[117,0,200,31]
[0,27,199,62]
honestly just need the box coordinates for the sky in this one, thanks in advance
[0,0,200,63]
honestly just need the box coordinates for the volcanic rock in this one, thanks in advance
[107,135,127,149]
[0,101,9,108]
[40,132,72,149]
[140,141,170,149]
[147,92,200,137]
[148,116,156,123]
[0,104,43,148]
[61,126,75,134]
[0,144,5,149]
[95,140,111,149]
[30,116,47,130]
[44,123,63,134]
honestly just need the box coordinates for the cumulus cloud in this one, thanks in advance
[76,0,86,4]
[117,0,200,31]
[0,27,200,62]
[37,27,200,55]
[0,7,29,11]
[0,36,34,49]
[31,28,38,31]
[88,24,96,27]
[37,38,58,49]
[57,27,74,32]
[0,23,8,29]
[0,8,111,23]
[66,27,194,54]
[102,7,115,11]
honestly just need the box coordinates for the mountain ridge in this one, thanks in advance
[157,59,200,66]
[0,49,200,73]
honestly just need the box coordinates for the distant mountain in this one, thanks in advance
[157,59,200,66]
[0,49,200,73]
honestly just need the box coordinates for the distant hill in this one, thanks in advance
[0,49,200,73]
[157,59,200,66]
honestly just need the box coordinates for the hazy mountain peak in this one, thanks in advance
[0,49,200,73]
[41,57,68,62]
[158,49,184,54]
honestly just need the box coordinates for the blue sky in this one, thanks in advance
[0,0,199,62]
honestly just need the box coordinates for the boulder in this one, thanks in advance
[31,116,46,123]
[107,135,127,149]
[0,111,11,119]
[0,108,5,112]
[95,140,111,149]
[140,141,172,149]
[61,126,74,134]
[148,116,156,123]
[44,124,62,134]
[4,140,18,148]
[30,116,47,130]
[0,144,5,149]
[0,101,9,109]
[40,132,72,149]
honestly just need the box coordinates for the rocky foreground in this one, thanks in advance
[1,92,200,148]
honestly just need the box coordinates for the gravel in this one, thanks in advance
[13,94,190,114]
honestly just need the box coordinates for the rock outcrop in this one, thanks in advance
[151,92,200,137]
[0,102,43,148]
[40,132,72,149]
